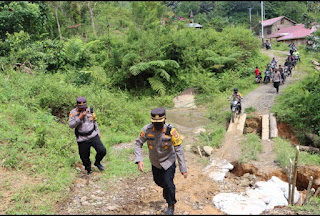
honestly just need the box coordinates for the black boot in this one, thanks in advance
[94,161,105,171]
[166,204,174,215]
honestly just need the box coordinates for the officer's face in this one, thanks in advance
[153,122,164,131]
[78,107,86,112]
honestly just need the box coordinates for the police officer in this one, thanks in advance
[69,97,107,175]
[134,108,188,215]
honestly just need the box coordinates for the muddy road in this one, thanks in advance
[54,49,317,215]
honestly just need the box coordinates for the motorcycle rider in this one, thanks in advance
[278,65,286,84]
[270,57,277,75]
[284,59,292,76]
[264,64,272,83]
[293,49,300,62]
[255,66,262,82]
[265,40,271,50]
[228,88,243,113]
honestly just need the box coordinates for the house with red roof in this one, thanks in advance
[256,16,297,38]
[268,23,319,46]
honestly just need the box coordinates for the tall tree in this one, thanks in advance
[53,1,63,40]
[87,1,96,36]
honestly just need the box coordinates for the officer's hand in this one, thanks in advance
[99,134,101,139]
[182,172,188,178]
[79,111,86,120]
[138,161,144,172]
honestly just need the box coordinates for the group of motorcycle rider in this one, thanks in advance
[255,41,300,86]
[229,42,300,116]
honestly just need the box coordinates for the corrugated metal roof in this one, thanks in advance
[268,24,305,38]
[276,25,319,41]
[260,16,297,27]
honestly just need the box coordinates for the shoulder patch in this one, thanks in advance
[172,129,179,138]
[69,113,74,118]
[140,131,145,138]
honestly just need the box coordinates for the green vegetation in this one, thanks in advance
[272,138,320,167]
[272,48,320,143]
[293,197,320,215]
[239,133,263,162]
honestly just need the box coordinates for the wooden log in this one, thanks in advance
[237,113,247,133]
[313,187,320,198]
[291,146,300,205]
[303,176,313,205]
[269,113,278,138]
[299,145,319,153]
[261,114,269,140]
[288,158,293,205]
[197,146,202,158]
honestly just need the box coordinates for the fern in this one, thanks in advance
[155,68,170,81]
[163,60,179,69]
[148,60,165,68]
[64,38,84,63]
[129,62,150,76]
[148,77,166,95]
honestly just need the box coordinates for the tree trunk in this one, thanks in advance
[87,1,96,37]
[299,145,320,153]
[54,4,63,41]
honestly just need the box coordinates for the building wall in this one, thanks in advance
[260,17,296,38]
[271,18,295,34]
[278,38,306,46]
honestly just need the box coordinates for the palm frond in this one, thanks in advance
[163,60,180,69]
[155,68,170,81]
[148,77,166,95]
[129,62,150,76]
[148,60,165,68]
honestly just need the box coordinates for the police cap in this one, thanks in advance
[151,108,166,123]
[76,97,88,109]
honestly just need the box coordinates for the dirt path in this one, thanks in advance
[53,49,305,215]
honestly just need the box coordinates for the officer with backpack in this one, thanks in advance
[134,107,188,215]
[69,97,107,175]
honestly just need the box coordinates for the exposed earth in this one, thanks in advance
[1,49,319,215]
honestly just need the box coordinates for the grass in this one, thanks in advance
[293,196,320,215]
[239,133,263,162]
[272,137,320,168]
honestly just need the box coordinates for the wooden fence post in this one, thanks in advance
[291,146,299,205]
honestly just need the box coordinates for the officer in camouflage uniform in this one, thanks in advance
[134,108,188,215]
[69,97,106,175]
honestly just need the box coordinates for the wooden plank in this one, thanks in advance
[237,113,247,133]
[262,114,269,140]
[269,113,278,138]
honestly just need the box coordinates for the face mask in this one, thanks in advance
[153,123,164,131]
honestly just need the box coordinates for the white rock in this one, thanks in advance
[193,128,206,134]
[203,146,213,156]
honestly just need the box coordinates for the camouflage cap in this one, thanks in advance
[151,108,166,123]
[76,97,87,109]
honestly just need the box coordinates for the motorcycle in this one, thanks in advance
[284,66,290,77]
[229,99,241,123]
[264,70,271,84]
[281,71,287,84]
[255,74,262,83]
[265,43,271,50]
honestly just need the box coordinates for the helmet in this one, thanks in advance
[234,88,238,92]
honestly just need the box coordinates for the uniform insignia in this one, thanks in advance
[140,131,145,138]
[172,130,179,138]
[69,113,74,117]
